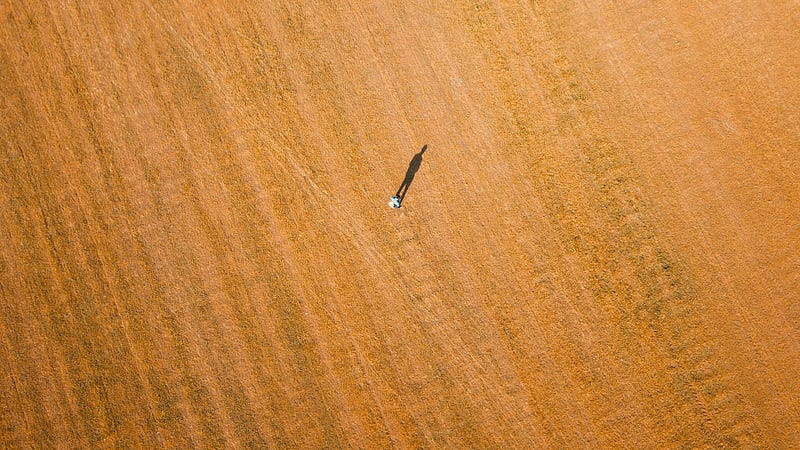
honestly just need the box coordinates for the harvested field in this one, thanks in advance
[1,0,799,447]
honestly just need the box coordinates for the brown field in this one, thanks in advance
[2,0,799,447]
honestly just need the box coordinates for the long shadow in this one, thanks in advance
[393,145,428,207]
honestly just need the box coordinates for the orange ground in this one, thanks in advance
[1,0,799,447]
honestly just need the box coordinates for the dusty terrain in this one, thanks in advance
[2,0,799,447]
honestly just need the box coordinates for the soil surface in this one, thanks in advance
[2,0,799,447]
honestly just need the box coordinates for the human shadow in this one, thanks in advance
[395,145,428,204]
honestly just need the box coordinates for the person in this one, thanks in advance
[390,145,427,208]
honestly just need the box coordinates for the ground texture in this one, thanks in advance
[1,0,799,447]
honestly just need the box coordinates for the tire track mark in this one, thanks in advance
[460,0,764,446]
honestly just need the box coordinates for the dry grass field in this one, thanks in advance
[2,0,800,447]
